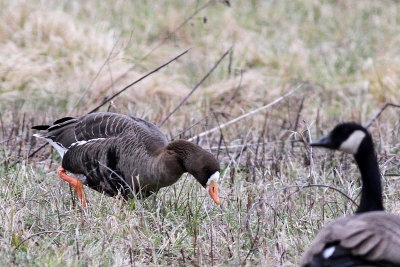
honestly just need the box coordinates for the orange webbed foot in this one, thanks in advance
[57,167,87,208]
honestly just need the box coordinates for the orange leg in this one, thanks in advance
[57,167,87,208]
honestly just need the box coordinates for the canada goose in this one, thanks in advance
[301,123,400,267]
[32,112,221,207]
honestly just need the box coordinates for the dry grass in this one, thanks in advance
[1,0,400,266]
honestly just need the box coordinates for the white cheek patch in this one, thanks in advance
[322,246,335,259]
[206,171,220,185]
[339,130,366,154]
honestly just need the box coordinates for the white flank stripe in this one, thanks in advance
[33,134,67,157]
[45,138,68,158]
[70,140,88,147]
[69,138,106,148]
[33,135,105,158]
[322,246,335,259]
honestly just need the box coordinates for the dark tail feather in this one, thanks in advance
[32,117,78,148]
[53,117,75,125]
[48,120,77,131]
[32,125,50,130]
[32,117,75,131]
[33,117,77,131]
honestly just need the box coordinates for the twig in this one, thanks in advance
[14,50,189,167]
[158,47,232,127]
[70,36,121,113]
[172,69,243,139]
[246,183,358,223]
[384,173,400,176]
[15,230,64,250]
[9,143,48,168]
[212,112,233,162]
[98,162,135,196]
[95,0,215,96]
[227,46,234,76]
[300,184,357,206]
[293,97,305,132]
[88,48,190,114]
[210,226,214,266]
[365,103,400,128]
[221,69,243,113]
[254,183,358,211]
[244,215,261,262]
[188,83,305,141]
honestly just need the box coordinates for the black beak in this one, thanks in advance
[310,134,333,148]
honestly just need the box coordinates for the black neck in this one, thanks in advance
[353,138,384,213]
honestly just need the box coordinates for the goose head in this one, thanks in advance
[166,140,221,204]
[185,151,221,204]
[310,122,371,155]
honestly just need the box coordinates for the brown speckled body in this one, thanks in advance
[33,112,219,198]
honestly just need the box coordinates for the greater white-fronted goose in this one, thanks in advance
[32,112,221,207]
[301,123,400,267]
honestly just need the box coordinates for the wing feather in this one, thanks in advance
[32,112,168,149]
[302,212,400,266]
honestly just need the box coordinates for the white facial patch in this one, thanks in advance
[322,246,335,259]
[206,171,220,186]
[339,130,366,154]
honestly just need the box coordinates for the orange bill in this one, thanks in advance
[207,180,220,205]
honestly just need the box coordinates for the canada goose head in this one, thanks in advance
[310,122,370,155]
[311,123,384,213]
[166,140,221,204]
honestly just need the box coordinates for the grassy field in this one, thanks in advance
[1,0,400,266]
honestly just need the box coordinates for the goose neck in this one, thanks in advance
[354,143,384,213]
[155,147,185,178]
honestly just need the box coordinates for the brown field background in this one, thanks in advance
[1,0,400,266]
